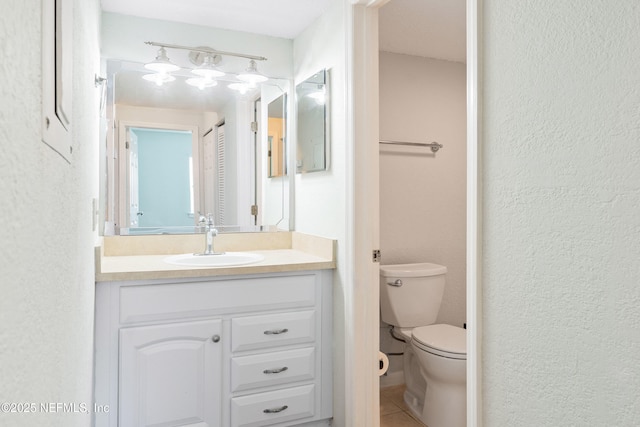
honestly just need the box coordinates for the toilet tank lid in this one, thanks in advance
[380,262,447,278]
[412,324,466,354]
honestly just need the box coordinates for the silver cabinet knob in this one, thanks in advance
[211,335,220,343]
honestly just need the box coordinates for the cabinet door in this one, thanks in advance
[119,319,223,427]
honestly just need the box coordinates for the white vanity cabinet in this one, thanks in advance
[119,319,223,426]
[94,270,332,427]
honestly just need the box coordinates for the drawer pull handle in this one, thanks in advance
[264,328,289,335]
[263,405,288,414]
[263,366,289,374]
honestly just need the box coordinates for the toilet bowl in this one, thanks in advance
[411,324,466,427]
[379,263,467,427]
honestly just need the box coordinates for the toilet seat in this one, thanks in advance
[411,324,466,360]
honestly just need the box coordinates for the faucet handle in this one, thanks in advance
[206,213,214,226]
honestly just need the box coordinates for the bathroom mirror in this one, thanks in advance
[100,12,294,235]
[296,69,330,173]
[267,94,287,178]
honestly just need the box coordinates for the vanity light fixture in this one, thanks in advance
[144,47,180,73]
[237,59,269,86]
[142,41,268,90]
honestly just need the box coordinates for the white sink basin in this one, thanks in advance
[164,252,265,267]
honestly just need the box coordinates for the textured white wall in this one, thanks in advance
[293,0,348,424]
[293,0,348,238]
[378,51,467,382]
[0,1,100,426]
[483,1,640,425]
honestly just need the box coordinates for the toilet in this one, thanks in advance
[380,263,466,427]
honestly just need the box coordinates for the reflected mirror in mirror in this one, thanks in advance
[267,94,287,178]
[296,69,329,173]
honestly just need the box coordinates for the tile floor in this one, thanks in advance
[380,385,427,427]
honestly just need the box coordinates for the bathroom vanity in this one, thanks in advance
[94,233,334,427]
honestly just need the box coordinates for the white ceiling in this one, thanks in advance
[379,0,466,63]
[101,0,466,61]
[101,0,333,39]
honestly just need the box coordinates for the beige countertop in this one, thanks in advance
[96,232,336,282]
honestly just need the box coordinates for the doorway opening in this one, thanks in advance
[126,127,195,228]
[371,0,480,426]
[117,121,200,233]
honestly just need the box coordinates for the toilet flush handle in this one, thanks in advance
[387,279,403,287]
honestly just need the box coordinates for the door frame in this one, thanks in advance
[117,121,200,231]
[349,0,481,426]
[465,0,482,424]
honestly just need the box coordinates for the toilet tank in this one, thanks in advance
[379,262,447,328]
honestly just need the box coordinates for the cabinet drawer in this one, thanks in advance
[230,384,315,427]
[231,310,315,352]
[119,274,316,324]
[231,347,315,392]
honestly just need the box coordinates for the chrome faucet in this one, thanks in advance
[197,213,224,256]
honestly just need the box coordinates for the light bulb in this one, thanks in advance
[308,89,326,105]
[228,83,249,95]
[142,73,175,86]
[186,77,218,90]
